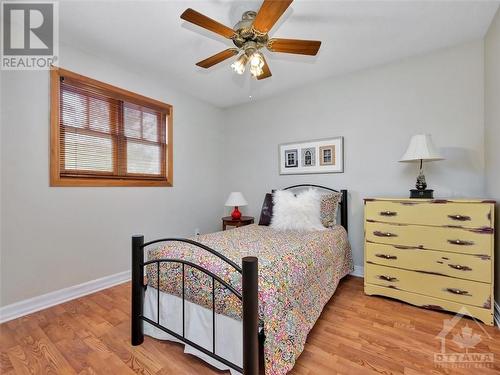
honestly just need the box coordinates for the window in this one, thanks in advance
[285,150,298,167]
[50,68,173,186]
[304,150,312,165]
[323,149,332,163]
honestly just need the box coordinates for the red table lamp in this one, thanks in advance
[225,192,248,220]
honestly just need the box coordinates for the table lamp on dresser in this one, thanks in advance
[225,192,248,220]
[399,134,444,199]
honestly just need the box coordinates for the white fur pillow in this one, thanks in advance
[270,189,325,231]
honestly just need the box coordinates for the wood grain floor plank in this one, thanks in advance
[1,276,499,374]
[54,337,93,373]
[7,344,42,375]
[16,324,76,374]
[0,351,14,374]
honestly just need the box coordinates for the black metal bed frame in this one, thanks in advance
[131,186,348,375]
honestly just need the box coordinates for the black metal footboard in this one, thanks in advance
[131,235,259,375]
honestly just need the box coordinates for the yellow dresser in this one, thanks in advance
[364,198,495,325]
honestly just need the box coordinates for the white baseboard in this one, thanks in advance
[495,300,500,328]
[0,270,131,324]
[350,265,364,278]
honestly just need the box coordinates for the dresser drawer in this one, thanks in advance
[364,284,494,326]
[365,200,492,228]
[365,263,491,308]
[365,221,492,256]
[365,242,491,283]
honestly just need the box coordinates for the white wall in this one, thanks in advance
[484,9,500,304]
[222,41,486,269]
[0,44,226,306]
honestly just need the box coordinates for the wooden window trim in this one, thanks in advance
[50,67,173,187]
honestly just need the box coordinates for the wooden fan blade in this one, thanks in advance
[252,0,293,34]
[257,55,272,80]
[181,8,236,39]
[267,38,321,55]
[196,49,239,68]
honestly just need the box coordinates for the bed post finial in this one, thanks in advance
[131,235,144,345]
[242,256,259,375]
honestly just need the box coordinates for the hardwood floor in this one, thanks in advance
[1,276,499,374]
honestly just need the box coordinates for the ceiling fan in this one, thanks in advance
[180,0,321,80]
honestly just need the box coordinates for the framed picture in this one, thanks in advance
[279,137,344,175]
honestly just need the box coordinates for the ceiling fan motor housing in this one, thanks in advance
[232,11,268,50]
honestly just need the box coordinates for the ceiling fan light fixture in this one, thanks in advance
[231,54,248,75]
[250,64,264,78]
[249,52,264,69]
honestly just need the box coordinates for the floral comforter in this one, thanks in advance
[146,224,353,375]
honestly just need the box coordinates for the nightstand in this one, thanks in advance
[222,216,254,231]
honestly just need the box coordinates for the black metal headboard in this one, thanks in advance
[282,184,348,232]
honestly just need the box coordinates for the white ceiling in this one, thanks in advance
[60,0,499,108]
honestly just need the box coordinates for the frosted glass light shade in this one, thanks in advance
[225,192,248,207]
[399,134,444,162]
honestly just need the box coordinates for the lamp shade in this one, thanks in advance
[225,192,248,207]
[399,134,444,162]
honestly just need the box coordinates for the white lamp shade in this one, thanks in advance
[225,192,248,207]
[399,134,444,162]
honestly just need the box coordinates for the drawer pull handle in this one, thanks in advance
[374,231,397,238]
[380,211,397,217]
[378,275,398,282]
[446,288,469,295]
[394,245,423,250]
[447,239,474,246]
[448,264,472,271]
[448,214,471,222]
[375,254,397,260]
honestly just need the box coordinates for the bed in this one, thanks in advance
[131,185,352,375]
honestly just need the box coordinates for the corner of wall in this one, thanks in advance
[483,6,500,306]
